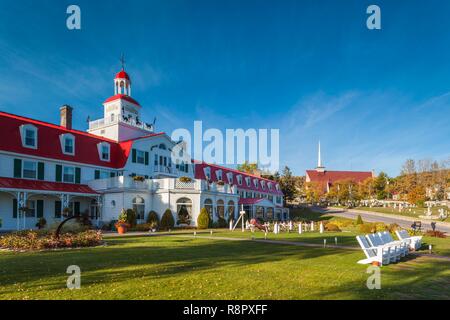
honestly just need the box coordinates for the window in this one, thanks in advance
[132,197,145,221]
[204,199,213,219]
[60,134,75,155]
[97,142,110,161]
[177,198,192,225]
[154,154,158,166]
[216,170,223,181]
[253,179,259,188]
[23,161,37,179]
[227,172,234,184]
[63,166,75,183]
[159,143,167,150]
[20,125,38,149]
[237,175,243,185]
[227,200,235,220]
[245,177,251,187]
[136,150,145,164]
[216,200,225,219]
[261,181,266,190]
[26,200,36,218]
[268,183,273,191]
[204,167,211,180]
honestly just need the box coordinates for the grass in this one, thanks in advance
[1,232,450,300]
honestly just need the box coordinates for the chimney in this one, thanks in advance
[60,105,73,130]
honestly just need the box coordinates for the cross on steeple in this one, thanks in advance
[120,53,126,70]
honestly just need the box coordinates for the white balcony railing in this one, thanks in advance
[88,176,154,191]
[88,115,154,132]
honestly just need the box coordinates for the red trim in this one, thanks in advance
[0,177,98,195]
[104,94,140,106]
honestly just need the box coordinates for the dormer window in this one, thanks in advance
[97,142,110,162]
[60,134,75,155]
[253,179,259,188]
[276,184,280,191]
[215,170,223,181]
[20,124,38,149]
[204,167,211,180]
[227,172,234,184]
[268,183,273,190]
[237,175,243,185]
[261,181,266,190]
[245,177,251,187]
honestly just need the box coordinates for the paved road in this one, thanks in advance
[313,207,450,234]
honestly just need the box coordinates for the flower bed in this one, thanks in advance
[0,230,103,252]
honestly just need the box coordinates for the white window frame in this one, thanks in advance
[63,166,75,183]
[253,179,259,188]
[136,150,145,164]
[97,142,111,162]
[237,175,243,185]
[215,170,223,181]
[204,167,211,180]
[60,134,75,156]
[20,124,38,149]
[245,177,251,187]
[227,172,233,184]
[22,160,37,180]
[261,181,266,190]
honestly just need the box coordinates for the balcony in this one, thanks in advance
[88,115,154,132]
[153,165,178,177]
[88,176,154,192]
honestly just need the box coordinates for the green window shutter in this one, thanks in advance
[55,165,62,182]
[110,172,116,178]
[37,162,45,180]
[132,149,137,163]
[36,200,44,218]
[55,201,62,218]
[74,202,80,216]
[75,167,81,184]
[95,170,100,180]
[145,152,149,165]
[13,199,18,218]
[13,159,22,178]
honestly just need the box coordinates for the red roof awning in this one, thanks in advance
[0,177,98,195]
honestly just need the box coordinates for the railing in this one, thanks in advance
[154,165,178,176]
[88,116,154,132]
[88,176,238,195]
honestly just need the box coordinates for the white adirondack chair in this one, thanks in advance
[366,233,401,263]
[356,235,394,266]
[377,231,408,257]
[395,229,422,251]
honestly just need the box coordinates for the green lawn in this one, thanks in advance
[1,232,449,300]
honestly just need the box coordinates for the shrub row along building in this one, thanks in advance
[0,67,288,231]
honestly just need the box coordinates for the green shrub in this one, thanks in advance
[129,223,153,232]
[160,209,175,230]
[126,209,137,227]
[146,211,160,228]
[355,215,364,225]
[217,217,227,228]
[0,230,102,251]
[197,208,210,229]
[359,223,376,234]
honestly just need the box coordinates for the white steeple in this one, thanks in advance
[316,141,325,172]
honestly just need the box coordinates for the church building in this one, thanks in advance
[306,143,374,193]
[0,66,288,231]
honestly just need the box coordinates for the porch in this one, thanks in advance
[0,177,101,231]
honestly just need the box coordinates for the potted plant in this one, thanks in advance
[217,180,225,186]
[115,209,130,234]
[179,176,193,183]
[133,176,145,182]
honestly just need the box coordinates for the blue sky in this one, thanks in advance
[0,0,449,176]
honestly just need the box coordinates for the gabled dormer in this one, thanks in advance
[97,142,111,162]
[60,133,75,156]
[20,124,38,149]
[237,174,243,185]
[253,179,259,189]
[226,172,234,184]
[203,167,211,180]
[245,177,251,187]
[215,169,223,181]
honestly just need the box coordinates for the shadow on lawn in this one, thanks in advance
[0,236,357,293]
[314,257,450,300]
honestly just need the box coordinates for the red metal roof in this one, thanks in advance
[0,111,132,169]
[306,170,373,184]
[115,70,130,81]
[0,177,98,195]
[104,94,140,106]
[195,162,283,196]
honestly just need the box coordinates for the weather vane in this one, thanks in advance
[120,53,126,70]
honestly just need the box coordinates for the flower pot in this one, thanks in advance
[117,225,127,234]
